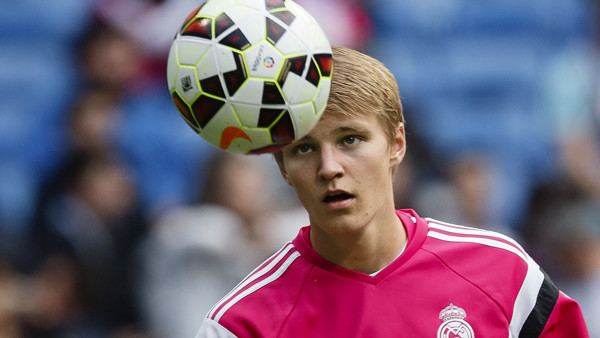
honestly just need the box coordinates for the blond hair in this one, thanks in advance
[325,46,404,141]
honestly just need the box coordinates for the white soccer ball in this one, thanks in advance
[167,0,332,154]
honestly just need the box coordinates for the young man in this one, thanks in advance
[195,47,589,337]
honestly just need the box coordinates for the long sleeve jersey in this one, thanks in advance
[196,209,589,337]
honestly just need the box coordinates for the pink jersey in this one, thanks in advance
[196,209,589,337]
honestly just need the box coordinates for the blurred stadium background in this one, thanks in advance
[0,0,599,337]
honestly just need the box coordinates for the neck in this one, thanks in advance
[310,209,407,274]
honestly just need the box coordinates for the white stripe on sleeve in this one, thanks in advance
[207,243,294,319]
[213,251,301,322]
[508,257,544,338]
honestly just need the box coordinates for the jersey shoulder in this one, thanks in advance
[422,218,541,312]
[204,242,313,337]
[423,218,531,266]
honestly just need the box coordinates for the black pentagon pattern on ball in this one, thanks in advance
[262,82,285,104]
[247,110,295,154]
[219,28,251,51]
[270,110,295,143]
[223,52,247,96]
[265,0,286,10]
[288,55,308,76]
[171,92,200,132]
[314,53,333,77]
[258,108,284,128]
[191,95,225,128]
[270,10,295,26]
[266,17,286,45]
[200,75,225,98]
[179,5,204,32]
[181,17,213,39]
[277,55,307,86]
[305,57,320,87]
[215,13,235,37]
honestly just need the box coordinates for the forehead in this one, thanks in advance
[299,110,384,141]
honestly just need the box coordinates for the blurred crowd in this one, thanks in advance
[0,0,599,337]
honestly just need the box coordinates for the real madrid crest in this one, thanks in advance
[437,303,475,338]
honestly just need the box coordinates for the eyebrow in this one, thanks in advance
[332,126,371,134]
[295,124,371,143]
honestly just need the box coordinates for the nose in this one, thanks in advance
[318,144,344,181]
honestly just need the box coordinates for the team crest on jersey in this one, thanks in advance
[437,303,475,338]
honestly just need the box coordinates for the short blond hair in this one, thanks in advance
[325,46,404,141]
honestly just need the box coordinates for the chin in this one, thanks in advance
[314,214,370,237]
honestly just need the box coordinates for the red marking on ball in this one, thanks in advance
[220,126,252,150]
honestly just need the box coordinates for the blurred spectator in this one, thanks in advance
[20,254,104,337]
[78,22,144,95]
[138,152,306,338]
[412,152,511,234]
[29,150,149,336]
[67,88,123,154]
[25,86,125,269]
[524,183,600,337]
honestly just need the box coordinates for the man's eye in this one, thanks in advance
[295,144,313,154]
[343,135,360,146]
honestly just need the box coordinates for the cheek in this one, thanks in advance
[288,184,314,212]
[284,167,316,201]
[360,154,393,185]
[283,158,314,184]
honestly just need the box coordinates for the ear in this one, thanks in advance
[389,123,406,168]
[274,154,293,187]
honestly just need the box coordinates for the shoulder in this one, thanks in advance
[203,242,313,337]
[422,218,537,288]
[423,218,529,263]
[421,218,564,335]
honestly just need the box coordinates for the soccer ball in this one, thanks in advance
[167,0,333,154]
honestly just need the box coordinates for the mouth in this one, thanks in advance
[323,191,353,202]
[322,191,355,209]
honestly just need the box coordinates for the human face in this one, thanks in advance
[277,111,406,238]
